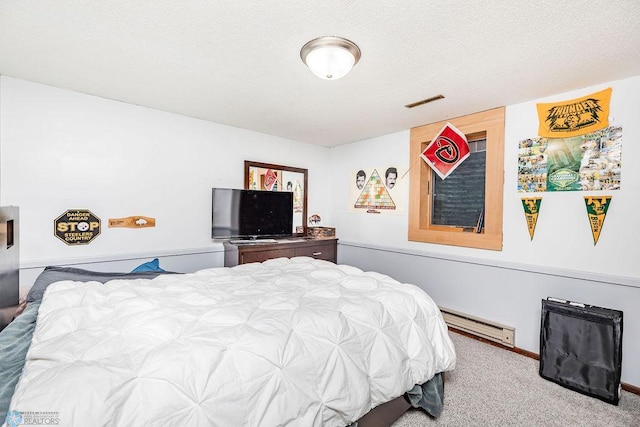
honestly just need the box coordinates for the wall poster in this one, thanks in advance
[518,126,622,192]
[349,166,404,214]
[281,171,305,214]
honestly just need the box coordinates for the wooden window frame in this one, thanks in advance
[408,107,505,250]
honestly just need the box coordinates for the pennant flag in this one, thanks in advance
[537,87,612,138]
[263,168,277,191]
[521,198,542,240]
[420,122,470,180]
[584,196,612,245]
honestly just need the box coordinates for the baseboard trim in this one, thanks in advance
[448,327,639,396]
[623,382,640,395]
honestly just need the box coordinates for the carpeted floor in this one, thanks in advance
[392,332,640,426]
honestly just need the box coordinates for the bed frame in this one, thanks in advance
[357,395,412,426]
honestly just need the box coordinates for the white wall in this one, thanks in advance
[329,76,640,279]
[0,76,331,277]
[329,75,640,387]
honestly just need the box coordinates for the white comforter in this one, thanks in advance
[8,258,456,426]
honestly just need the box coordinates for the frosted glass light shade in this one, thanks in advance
[301,37,361,80]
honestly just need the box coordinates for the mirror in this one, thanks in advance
[244,160,308,235]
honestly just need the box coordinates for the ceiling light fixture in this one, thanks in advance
[300,36,361,80]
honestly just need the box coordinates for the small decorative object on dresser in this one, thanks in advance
[307,226,336,239]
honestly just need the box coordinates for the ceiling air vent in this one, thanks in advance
[404,94,445,109]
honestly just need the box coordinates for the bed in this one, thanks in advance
[1,257,456,426]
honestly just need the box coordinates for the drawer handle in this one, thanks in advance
[312,252,322,256]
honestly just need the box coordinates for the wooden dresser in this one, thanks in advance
[223,238,337,267]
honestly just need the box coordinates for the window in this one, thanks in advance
[431,136,486,228]
[408,107,505,250]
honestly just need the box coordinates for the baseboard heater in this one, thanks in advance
[439,307,515,348]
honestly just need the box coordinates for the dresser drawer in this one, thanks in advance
[241,247,296,264]
[295,241,336,262]
[224,238,338,266]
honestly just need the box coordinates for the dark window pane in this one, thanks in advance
[431,146,486,228]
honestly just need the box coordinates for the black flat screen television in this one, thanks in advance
[212,188,294,239]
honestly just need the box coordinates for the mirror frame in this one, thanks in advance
[244,160,308,235]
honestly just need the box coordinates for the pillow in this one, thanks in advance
[26,266,172,303]
[131,258,164,273]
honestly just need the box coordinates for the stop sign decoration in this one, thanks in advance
[54,209,101,245]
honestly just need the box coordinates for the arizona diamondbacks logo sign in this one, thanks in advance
[420,122,470,179]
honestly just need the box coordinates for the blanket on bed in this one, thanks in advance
[6,258,456,426]
[0,303,40,424]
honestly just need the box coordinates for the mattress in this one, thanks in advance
[4,257,456,426]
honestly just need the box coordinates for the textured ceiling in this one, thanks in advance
[1,1,639,147]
